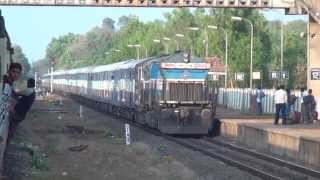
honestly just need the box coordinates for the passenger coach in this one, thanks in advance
[42,53,217,134]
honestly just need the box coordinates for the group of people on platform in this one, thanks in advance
[2,63,36,141]
[256,85,317,125]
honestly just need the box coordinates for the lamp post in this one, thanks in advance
[232,16,254,89]
[175,33,185,51]
[163,37,171,54]
[188,27,199,54]
[153,39,163,54]
[128,44,141,59]
[280,22,284,76]
[207,25,228,88]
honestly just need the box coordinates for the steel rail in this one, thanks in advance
[71,94,285,180]
[204,137,320,179]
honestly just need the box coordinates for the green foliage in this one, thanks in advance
[34,8,307,88]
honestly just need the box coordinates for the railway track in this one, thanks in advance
[120,120,320,180]
[204,138,320,179]
[73,95,320,180]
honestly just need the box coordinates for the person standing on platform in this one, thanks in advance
[287,89,297,119]
[303,89,316,124]
[274,85,287,125]
[256,86,265,115]
[301,87,308,123]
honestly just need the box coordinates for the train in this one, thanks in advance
[42,52,218,134]
[0,10,14,93]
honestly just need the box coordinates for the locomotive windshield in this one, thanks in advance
[162,69,208,80]
[158,62,210,80]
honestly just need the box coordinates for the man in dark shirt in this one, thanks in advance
[303,89,316,124]
[9,78,36,138]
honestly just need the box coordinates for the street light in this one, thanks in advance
[132,44,147,58]
[188,27,199,31]
[175,33,184,51]
[188,27,200,54]
[207,25,218,30]
[232,16,254,89]
[163,37,171,41]
[153,39,167,55]
[175,33,185,38]
[153,39,161,43]
[128,44,141,59]
[162,37,171,54]
[231,16,242,21]
[207,25,228,88]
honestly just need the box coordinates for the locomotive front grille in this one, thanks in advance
[167,82,205,103]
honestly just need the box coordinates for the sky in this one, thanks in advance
[0,6,307,63]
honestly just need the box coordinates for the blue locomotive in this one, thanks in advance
[42,53,216,134]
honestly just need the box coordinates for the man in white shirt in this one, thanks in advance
[274,85,288,125]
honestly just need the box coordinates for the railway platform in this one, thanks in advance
[217,107,320,169]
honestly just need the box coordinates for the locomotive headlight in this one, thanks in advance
[180,109,189,119]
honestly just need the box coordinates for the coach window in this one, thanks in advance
[143,66,150,80]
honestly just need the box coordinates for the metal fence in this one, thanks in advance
[218,88,303,114]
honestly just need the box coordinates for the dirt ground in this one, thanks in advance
[3,95,260,180]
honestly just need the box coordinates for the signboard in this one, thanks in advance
[311,68,320,80]
[235,72,245,81]
[281,71,289,79]
[210,74,219,81]
[252,72,261,80]
[269,71,279,80]
[160,63,210,69]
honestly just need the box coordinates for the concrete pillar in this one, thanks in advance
[309,20,320,98]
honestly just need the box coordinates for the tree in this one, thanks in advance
[35,8,307,88]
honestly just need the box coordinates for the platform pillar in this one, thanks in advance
[309,19,320,98]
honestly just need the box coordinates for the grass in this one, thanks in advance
[105,128,125,144]
[20,143,49,171]
[157,143,166,152]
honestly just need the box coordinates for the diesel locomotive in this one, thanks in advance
[42,53,217,134]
